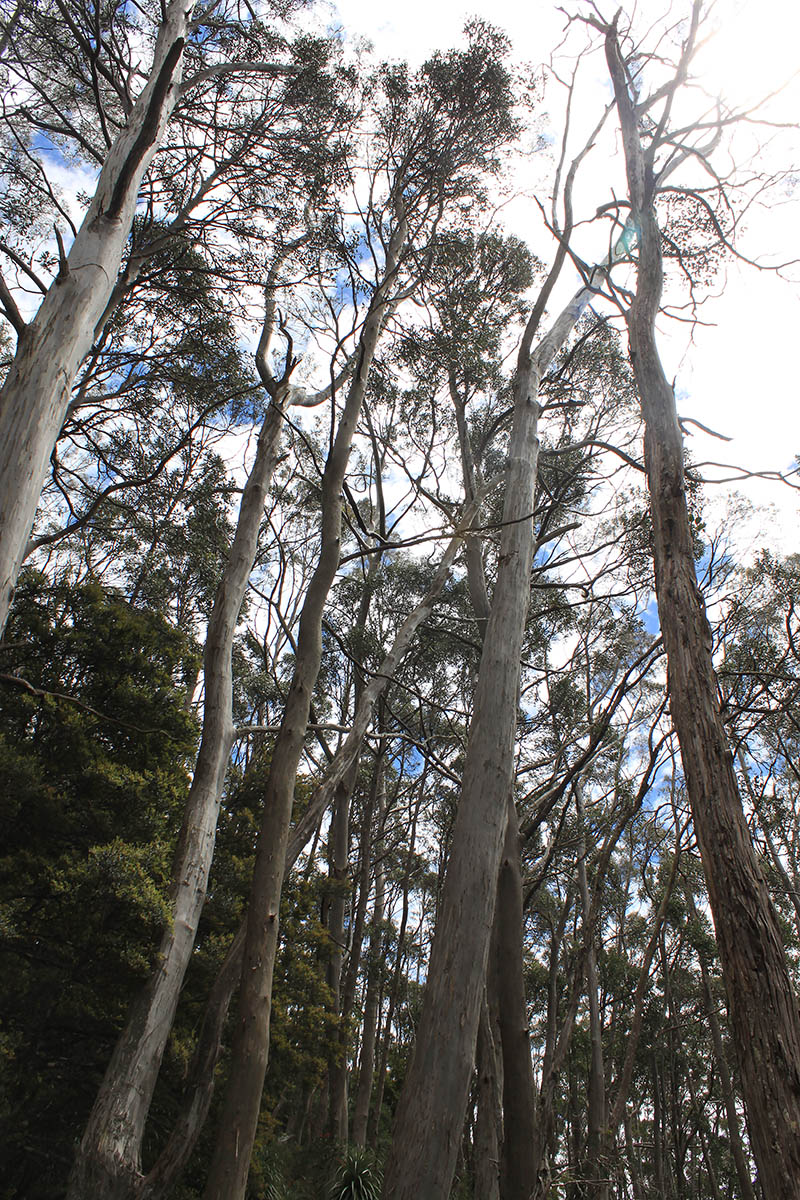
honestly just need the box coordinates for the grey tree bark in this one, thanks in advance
[575,783,608,1200]
[494,797,539,1200]
[382,235,609,1197]
[449,376,511,1197]
[152,499,480,1188]
[202,213,407,1200]
[339,737,386,1027]
[0,0,193,636]
[604,14,800,1196]
[68,399,284,1200]
[328,553,383,1141]
[368,786,422,1147]
[352,768,387,1147]
[67,238,311,1200]
[449,362,540,1200]
[473,994,502,1200]
[326,773,353,1141]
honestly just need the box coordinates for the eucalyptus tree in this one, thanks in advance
[56,23,365,1177]
[716,551,800,945]
[508,604,671,1197]
[66,243,305,1200]
[0,0,349,635]
[203,26,523,1198]
[135,475,504,1188]
[26,231,250,585]
[410,228,552,1200]
[378,76,658,1192]
[597,7,800,1192]
[0,0,195,633]
[564,842,755,1200]
[28,248,250,629]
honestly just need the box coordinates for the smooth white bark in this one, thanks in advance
[0,0,193,635]
[67,396,285,1197]
[382,259,609,1199]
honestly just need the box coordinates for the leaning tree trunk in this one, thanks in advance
[605,22,800,1198]
[381,244,605,1197]
[67,394,285,1200]
[202,215,407,1200]
[0,0,193,636]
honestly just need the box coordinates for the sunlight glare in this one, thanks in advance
[692,0,800,111]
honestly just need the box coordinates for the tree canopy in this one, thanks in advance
[1,2,799,1198]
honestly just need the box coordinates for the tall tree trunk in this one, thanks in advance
[473,993,502,1200]
[575,784,607,1200]
[67,395,285,1199]
[529,886,574,1198]
[340,748,384,1145]
[381,324,541,1197]
[326,774,352,1141]
[532,929,584,1200]
[368,787,421,1147]
[203,216,406,1200]
[128,523,465,1199]
[652,1058,666,1199]
[328,558,384,1140]
[495,797,538,1200]
[689,896,756,1200]
[602,845,681,1185]
[138,925,245,1199]
[622,1110,645,1200]
[449,372,491,645]
[605,21,800,1197]
[382,222,612,1197]
[0,0,193,636]
[352,774,387,1146]
[450,366,537,1200]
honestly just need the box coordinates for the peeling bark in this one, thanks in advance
[604,19,800,1196]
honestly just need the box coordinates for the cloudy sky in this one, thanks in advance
[328,0,800,554]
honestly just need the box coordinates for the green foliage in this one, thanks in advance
[0,574,198,1198]
[377,20,519,213]
[250,1140,291,1200]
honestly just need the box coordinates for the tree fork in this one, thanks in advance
[0,0,193,636]
[202,214,407,1200]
